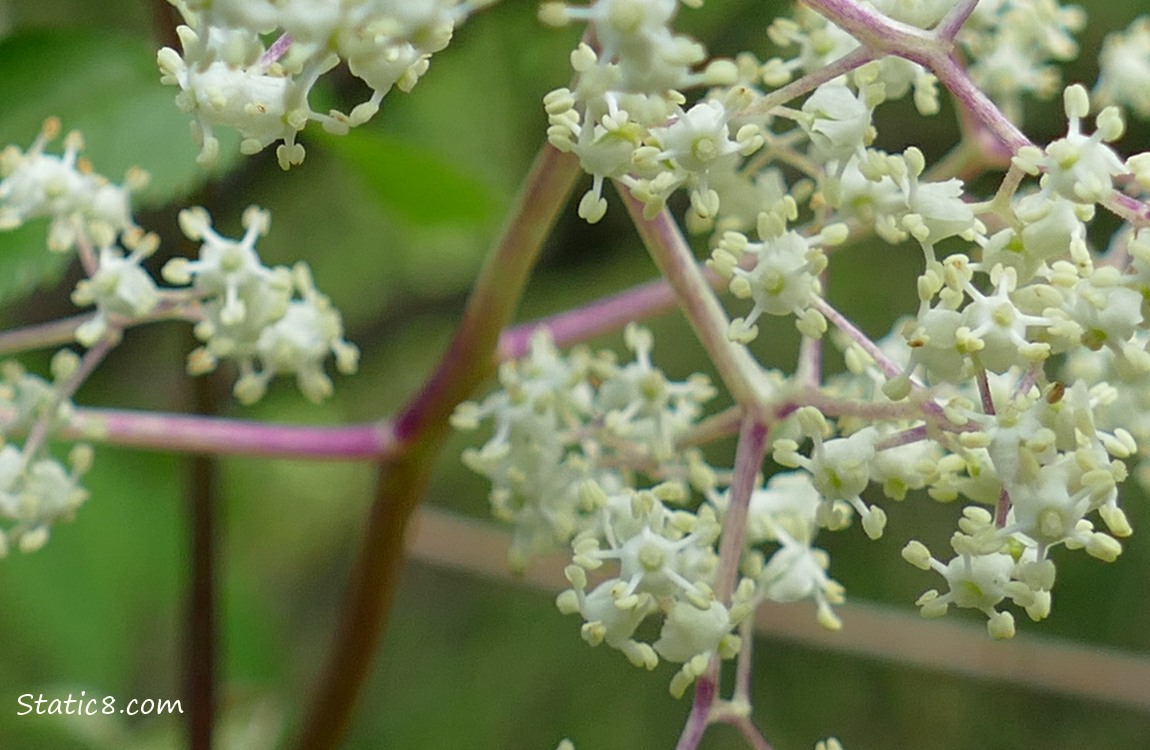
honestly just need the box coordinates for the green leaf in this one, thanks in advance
[0,221,72,306]
[315,128,501,226]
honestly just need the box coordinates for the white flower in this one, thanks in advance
[802,84,872,163]
[1039,84,1127,205]
[557,575,658,663]
[160,1,486,165]
[571,491,718,602]
[71,234,161,346]
[0,119,144,251]
[543,0,679,61]
[0,443,92,555]
[777,409,886,539]
[652,100,742,174]
[163,206,356,403]
[164,206,276,327]
[951,262,1054,372]
[718,211,841,343]
[759,531,845,631]
[239,264,360,404]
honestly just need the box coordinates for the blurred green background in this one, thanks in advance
[0,0,1148,748]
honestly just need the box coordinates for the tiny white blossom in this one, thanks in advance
[1039,84,1127,205]
[0,119,145,251]
[71,233,162,346]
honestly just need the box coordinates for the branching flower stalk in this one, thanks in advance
[621,193,771,412]
[674,417,771,750]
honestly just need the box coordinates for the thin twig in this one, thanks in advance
[619,191,769,411]
[62,408,398,460]
[186,368,218,750]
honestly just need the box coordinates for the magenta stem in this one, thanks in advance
[715,418,769,602]
[618,189,767,409]
[65,408,398,460]
[674,669,717,750]
[260,33,294,66]
[936,0,981,40]
[498,276,680,359]
[810,297,903,380]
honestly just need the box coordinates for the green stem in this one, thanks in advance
[617,188,769,412]
[290,143,580,750]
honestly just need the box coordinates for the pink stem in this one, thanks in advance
[935,0,981,40]
[674,418,769,750]
[810,297,903,380]
[716,418,769,602]
[744,44,880,117]
[21,336,115,465]
[801,0,933,51]
[975,365,995,416]
[498,276,680,359]
[674,670,717,750]
[64,408,398,460]
[995,486,1012,528]
[619,189,766,409]
[875,424,930,451]
[731,717,776,750]
[260,33,294,66]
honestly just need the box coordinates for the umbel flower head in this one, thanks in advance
[0,355,95,557]
[1014,84,1127,205]
[0,118,145,251]
[0,443,92,557]
[453,326,716,569]
[71,229,162,346]
[158,0,488,168]
[163,206,358,404]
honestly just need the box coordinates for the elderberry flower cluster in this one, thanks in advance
[0,119,161,345]
[157,0,493,169]
[709,469,849,632]
[1093,15,1150,119]
[541,0,1010,246]
[765,6,939,114]
[474,0,1150,655]
[0,118,145,252]
[459,328,891,695]
[0,121,360,406]
[961,0,1086,121]
[0,119,368,553]
[540,0,762,224]
[163,206,360,404]
[452,325,716,569]
[0,355,93,557]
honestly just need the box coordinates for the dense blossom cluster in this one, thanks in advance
[453,325,717,569]
[163,206,359,404]
[1094,15,1150,118]
[158,0,491,168]
[0,117,144,252]
[0,121,360,553]
[0,357,92,556]
[455,328,858,694]
[456,0,1150,694]
[0,123,358,408]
